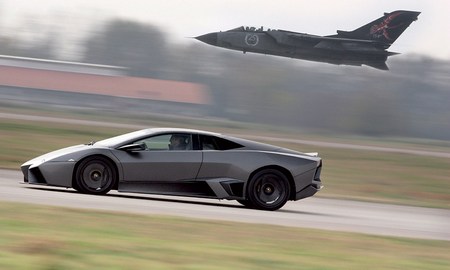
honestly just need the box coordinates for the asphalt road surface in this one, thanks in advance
[1,169,449,241]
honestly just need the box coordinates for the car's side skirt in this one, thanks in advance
[118,178,245,200]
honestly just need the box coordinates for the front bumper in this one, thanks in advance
[21,161,75,188]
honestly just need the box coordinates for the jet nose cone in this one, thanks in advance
[195,33,218,46]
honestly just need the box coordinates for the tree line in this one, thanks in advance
[1,17,450,140]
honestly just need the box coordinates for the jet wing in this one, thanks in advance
[286,32,388,46]
[366,62,389,70]
[284,32,390,51]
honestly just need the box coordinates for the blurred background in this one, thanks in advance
[0,0,449,140]
[1,1,449,269]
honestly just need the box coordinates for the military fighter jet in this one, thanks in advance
[195,10,420,70]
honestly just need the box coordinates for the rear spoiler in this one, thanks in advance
[304,152,319,157]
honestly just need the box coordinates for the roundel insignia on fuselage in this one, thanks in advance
[245,34,259,46]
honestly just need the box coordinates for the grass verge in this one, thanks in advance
[0,202,449,270]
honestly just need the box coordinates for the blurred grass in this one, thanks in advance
[1,109,449,209]
[0,119,132,168]
[0,202,449,270]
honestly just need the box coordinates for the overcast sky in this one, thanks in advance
[1,0,449,59]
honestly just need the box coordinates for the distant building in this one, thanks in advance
[0,55,211,116]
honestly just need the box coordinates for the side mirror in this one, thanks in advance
[117,143,146,152]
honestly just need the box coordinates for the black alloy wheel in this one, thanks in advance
[247,169,290,211]
[75,156,117,195]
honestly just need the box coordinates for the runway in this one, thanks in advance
[1,169,449,241]
[2,112,450,158]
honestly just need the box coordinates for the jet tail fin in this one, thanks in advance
[336,10,420,47]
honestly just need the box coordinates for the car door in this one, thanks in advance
[115,133,202,182]
[196,135,248,180]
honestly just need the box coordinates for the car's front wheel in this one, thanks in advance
[246,169,290,211]
[75,156,117,195]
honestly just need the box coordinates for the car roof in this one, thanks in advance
[126,128,284,151]
[95,128,316,158]
[96,127,224,148]
[140,128,222,137]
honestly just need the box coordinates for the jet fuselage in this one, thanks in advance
[196,11,420,70]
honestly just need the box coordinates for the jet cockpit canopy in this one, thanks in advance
[226,26,264,32]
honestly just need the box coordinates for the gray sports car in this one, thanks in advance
[21,128,323,210]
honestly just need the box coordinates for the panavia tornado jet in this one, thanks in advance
[195,10,420,70]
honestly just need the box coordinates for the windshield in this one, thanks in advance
[95,129,149,148]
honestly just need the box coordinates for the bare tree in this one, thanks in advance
[82,19,168,77]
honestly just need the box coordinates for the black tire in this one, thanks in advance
[75,156,117,195]
[246,169,290,211]
[237,199,254,208]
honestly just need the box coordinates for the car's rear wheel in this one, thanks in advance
[237,199,254,208]
[75,156,117,195]
[247,169,290,211]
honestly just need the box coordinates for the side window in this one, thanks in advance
[134,134,192,151]
[200,135,243,150]
[201,135,217,150]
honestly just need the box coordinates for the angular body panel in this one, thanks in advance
[113,150,202,182]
